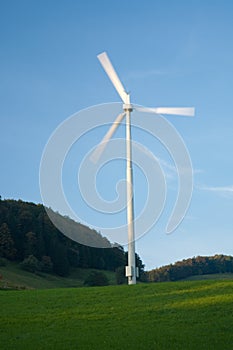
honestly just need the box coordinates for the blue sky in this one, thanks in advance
[1,0,233,270]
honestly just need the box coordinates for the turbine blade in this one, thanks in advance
[90,112,126,163]
[97,52,128,103]
[135,106,195,117]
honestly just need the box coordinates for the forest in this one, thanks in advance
[0,198,145,279]
[147,254,233,282]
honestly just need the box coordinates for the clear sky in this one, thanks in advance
[1,0,233,270]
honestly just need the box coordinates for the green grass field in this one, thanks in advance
[182,273,233,281]
[0,261,116,290]
[1,280,233,350]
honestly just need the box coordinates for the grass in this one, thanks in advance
[1,280,233,349]
[182,273,233,281]
[0,261,116,290]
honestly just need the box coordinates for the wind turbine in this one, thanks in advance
[92,52,194,285]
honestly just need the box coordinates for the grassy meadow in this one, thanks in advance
[0,261,116,290]
[1,280,233,349]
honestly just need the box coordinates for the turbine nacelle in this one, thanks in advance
[123,103,133,112]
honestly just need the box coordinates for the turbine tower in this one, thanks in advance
[92,52,194,285]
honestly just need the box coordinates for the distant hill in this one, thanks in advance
[147,255,233,282]
[0,198,144,281]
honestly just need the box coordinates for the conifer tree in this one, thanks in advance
[0,223,17,259]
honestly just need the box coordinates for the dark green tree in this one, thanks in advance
[24,231,37,257]
[115,266,127,284]
[84,271,109,287]
[50,240,70,276]
[0,223,17,259]
[20,255,40,273]
[67,248,80,267]
[40,255,53,273]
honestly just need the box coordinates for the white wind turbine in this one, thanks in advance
[91,52,194,285]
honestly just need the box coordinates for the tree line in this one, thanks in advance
[0,198,144,279]
[147,255,233,282]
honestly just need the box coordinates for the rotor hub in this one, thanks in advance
[123,103,133,112]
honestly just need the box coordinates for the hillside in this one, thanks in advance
[0,198,144,282]
[1,198,233,286]
[147,254,233,282]
[1,280,233,349]
[0,261,117,290]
